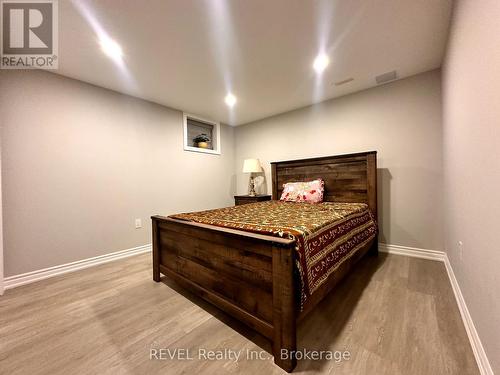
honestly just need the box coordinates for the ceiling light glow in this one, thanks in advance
[99,35,123,62]
[225,93,237,107]
[313,54,330,73]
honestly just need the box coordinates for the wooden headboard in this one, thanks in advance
[271,151,377,217]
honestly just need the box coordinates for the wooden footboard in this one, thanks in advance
[152,215,298,371]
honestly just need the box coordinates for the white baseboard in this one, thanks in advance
[378,243,446,261]
[3,244,151,290]
[379,243,493,375]
[443,255,494,375]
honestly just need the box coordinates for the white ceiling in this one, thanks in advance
[57,0,452,125]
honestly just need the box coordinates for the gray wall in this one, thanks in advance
[234,70,444,251]
[443,0,500,372]
[0,70,235,277]
[0,70,445,278]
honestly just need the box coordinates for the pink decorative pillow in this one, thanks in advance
[280,179,324,203]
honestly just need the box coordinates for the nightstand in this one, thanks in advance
[234,195,272,206]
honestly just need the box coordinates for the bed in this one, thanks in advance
[151,151,378,372]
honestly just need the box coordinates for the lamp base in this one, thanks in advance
[248,177,256,196]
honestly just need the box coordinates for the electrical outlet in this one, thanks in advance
[135,218,142,229]
[458,241,464,260]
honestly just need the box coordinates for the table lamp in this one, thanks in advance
[242,158,261,196]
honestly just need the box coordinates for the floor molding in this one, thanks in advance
[443,255,494,375]
[379,242,493,375]
[3,244,151,290]
[378,243,446,261]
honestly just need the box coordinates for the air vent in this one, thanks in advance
[375,70,398,84]
[334,78,354,86]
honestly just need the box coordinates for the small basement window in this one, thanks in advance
[183,113,221,155]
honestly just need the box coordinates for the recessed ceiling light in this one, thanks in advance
[99,35,123,62]
[225,93,237,107]
[313,54,329,73]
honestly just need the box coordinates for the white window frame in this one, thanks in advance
[183,113,221,155]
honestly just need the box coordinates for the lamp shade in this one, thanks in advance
[242,158,261,173]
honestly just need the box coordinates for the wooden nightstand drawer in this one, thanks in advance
[234,195,272,206]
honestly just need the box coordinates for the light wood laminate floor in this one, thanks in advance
[0,253,479,375]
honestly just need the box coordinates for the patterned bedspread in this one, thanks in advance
[170,201,377,309]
